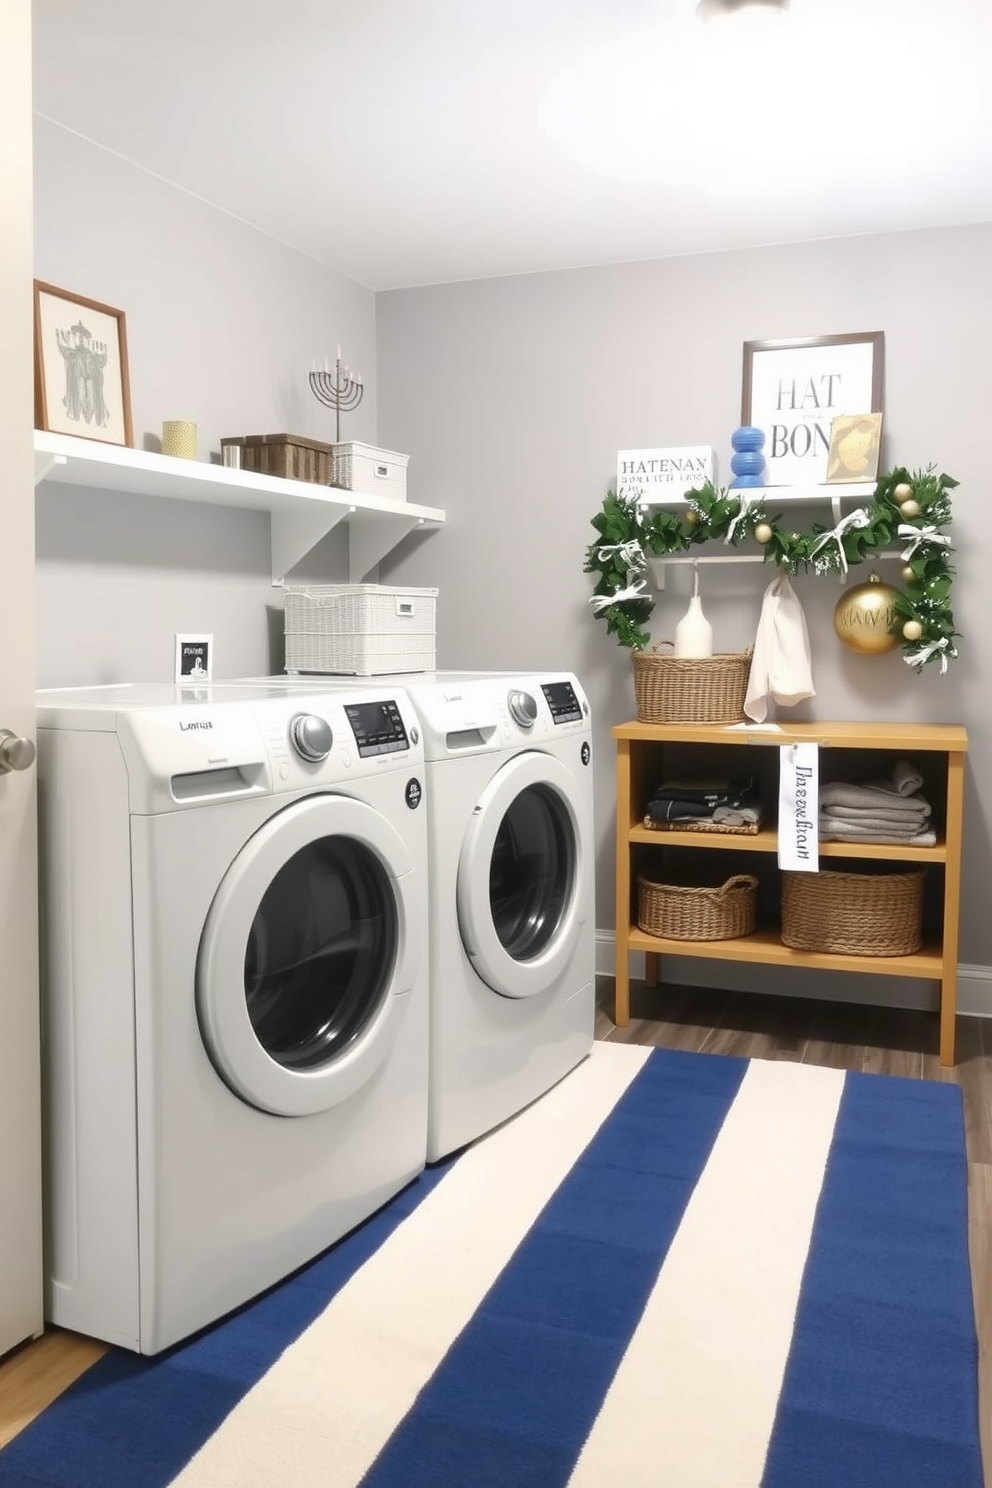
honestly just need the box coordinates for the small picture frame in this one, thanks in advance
[175,634,213,685]
[34,280,133,447]
[826,412,883,485]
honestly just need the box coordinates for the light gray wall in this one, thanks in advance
[32,118,377,685]
[375,225,991,973]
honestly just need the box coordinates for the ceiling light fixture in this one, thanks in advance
[696,0,790,20]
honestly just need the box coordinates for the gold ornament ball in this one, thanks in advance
[754,522,773,544]
[893,482,914,502]
[685,509,698,526]
[833,573,901,655]
[899,498,921,519]
[901,565,915,582]
[902,619,924,642]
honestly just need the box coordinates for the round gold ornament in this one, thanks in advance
[902,619,924,642]
[893,482,914,502]
[754,522,773,544]
[833,572,901,655]
[899,499,921,519]
[685,509,699,526]
[901,564,915,582]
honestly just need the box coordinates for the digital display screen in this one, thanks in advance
[541,681,582,724]
[344,700,410,757]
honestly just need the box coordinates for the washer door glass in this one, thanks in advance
[457,752,586,1000]
[198,794,420,1117]
[490,783,572,960]
[245,835,397,1071]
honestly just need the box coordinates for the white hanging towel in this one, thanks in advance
[744,572,816,723]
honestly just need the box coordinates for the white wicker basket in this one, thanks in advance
[331,442,408,502]
[283,583,437,676]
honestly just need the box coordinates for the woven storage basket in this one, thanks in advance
[637,873,758,942]
[283,583,437,676]
[642,815,759,837]
[780,867,925,957]
[631,641,752,725]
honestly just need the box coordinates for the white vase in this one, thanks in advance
[674,595,713,658]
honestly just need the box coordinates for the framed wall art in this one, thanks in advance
[34,280,133,447]
[741,331,883,487]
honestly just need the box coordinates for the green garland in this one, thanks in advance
[584,466,959,669]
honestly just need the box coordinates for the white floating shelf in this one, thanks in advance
[642,481,877,526]
[641,481,876,508]
[33,430,445,584]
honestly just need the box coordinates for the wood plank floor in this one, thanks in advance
[2,983,989,1487]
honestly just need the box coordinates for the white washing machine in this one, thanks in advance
[258,671,596,1160]
[36,682,429,1354]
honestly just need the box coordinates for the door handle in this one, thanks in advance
[0,730,36,773]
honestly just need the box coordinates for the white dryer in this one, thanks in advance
[265,671,596,1160]
[415,672,595,1158]
[36,682,429,1353]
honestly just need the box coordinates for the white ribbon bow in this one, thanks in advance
[597,540,645,575]
[589,578,648,615]
[725,493,759,545]
[809,509,872,575]
[898,523,952,562]
[904,636,952,675]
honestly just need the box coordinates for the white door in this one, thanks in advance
[456,752,585,999]
[0,0,43,1357]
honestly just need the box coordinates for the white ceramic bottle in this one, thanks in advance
[674,569,713,658]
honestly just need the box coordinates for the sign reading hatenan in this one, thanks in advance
[617,447,716,502]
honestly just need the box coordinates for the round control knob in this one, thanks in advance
[290,713,333,762]
[507,690,538,729]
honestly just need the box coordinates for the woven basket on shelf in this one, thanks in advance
[780,867,925,957]
[642,815,759,837]
[637,873,758,942]
[631,641,753,725]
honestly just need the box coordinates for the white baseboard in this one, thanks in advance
[596,931,992,1019]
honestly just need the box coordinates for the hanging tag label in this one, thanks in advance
[778,743,819,870]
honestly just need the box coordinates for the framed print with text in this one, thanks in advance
[175,634,213,685]
[34,280,133,448]
[741,332,884,487]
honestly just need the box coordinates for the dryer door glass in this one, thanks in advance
[490,783,574,960]
[245,836,397,1071]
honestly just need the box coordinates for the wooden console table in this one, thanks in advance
[612,720,968,1066]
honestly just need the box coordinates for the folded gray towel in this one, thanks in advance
[823,802,931,823]
[817,815,937,847]
[819,781,931,814]
[712,804,762,827]
[873,758,925,797]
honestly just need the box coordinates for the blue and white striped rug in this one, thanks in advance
[2,1044,983,1487]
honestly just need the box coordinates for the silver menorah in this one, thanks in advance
[308,352,364,443]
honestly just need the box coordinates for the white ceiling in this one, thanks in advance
[31,0,992,291]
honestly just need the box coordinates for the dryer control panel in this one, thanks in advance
[541,680,583,725]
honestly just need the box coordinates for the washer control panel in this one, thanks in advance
[344,698,410,758]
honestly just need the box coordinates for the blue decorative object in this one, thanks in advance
[730,449,766,478]
[729,425,767,488]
